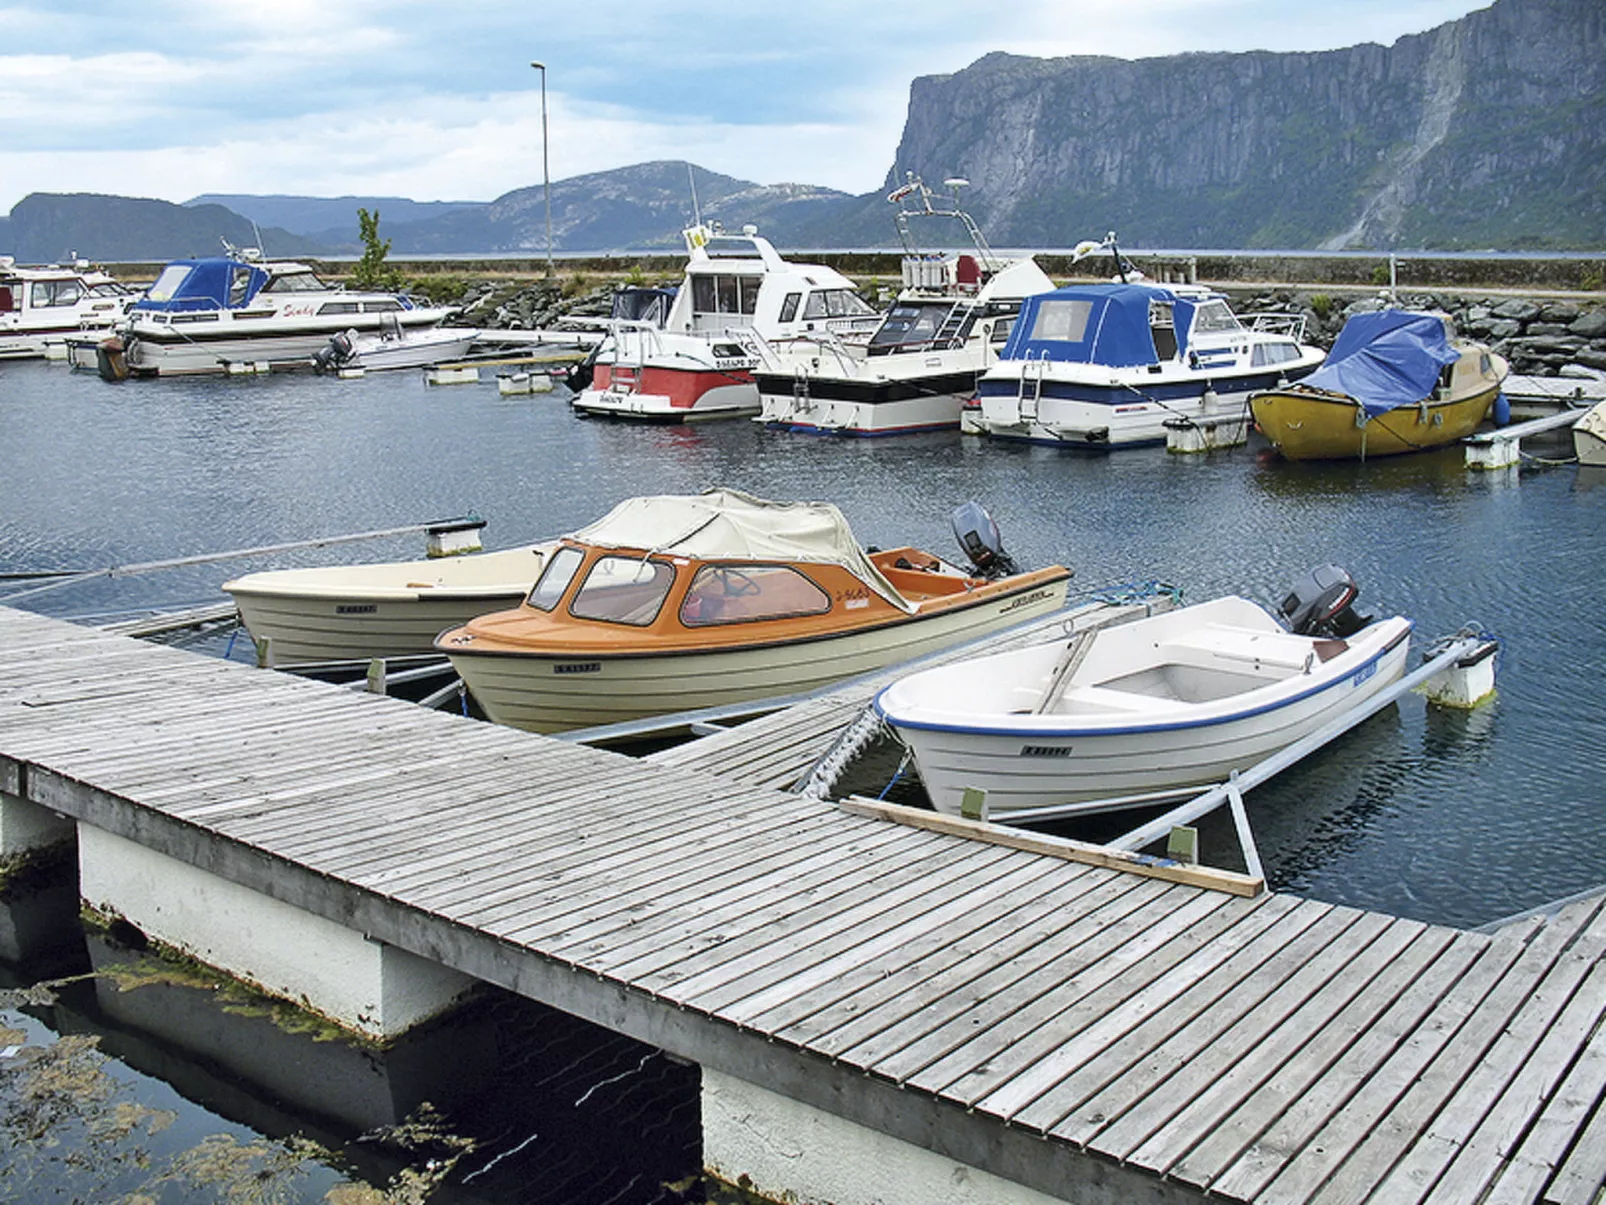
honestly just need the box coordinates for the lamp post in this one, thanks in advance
[530,60,554,276]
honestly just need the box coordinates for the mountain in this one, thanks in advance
[1,194,328,263]
[185,194,484,241]
[863,0,1605,250]
[375,161,859,255]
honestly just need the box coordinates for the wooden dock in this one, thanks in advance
[3,603,1604,1204]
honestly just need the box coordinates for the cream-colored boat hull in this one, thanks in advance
[225,544,549,665]
[448,578,1069,733]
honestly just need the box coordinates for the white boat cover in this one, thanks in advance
[569,488,915,612]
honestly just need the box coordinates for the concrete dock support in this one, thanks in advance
[0,783,75,859]
[702,1070,1068,1205]
[77,825,476,1040]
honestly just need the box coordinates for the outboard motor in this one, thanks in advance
[563,341,602,392]
[951,501,1019,579]
[312,330,356,375]
[1278,564,1371,638]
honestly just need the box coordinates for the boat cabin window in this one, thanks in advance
[802,290,875,321]
[0,286,12,312]
[1251,340,1303,367]
[1028,299,1093,343]
[30,280,81,308]
[991,316,1015,345]
[778,292,802,323]
[1149,301,1177,360]
[318,301,361,316]
[260,271,328,293]
[679,564,831,627]
[691,274,762,316]
[1190,300,1242,335]
[147,264,192,302]
[527,546,584,611]
[571,556,676,626]
[229,266,253,307]
[869,302,952,350]
[362,299,404,313]
[703,236,763,259]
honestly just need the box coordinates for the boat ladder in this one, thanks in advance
[932,303,974,349]
[1017,353,1047,423]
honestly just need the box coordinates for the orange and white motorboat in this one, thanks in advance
[437,490,1072,733]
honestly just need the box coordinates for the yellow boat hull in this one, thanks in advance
[1252,348,1508,460]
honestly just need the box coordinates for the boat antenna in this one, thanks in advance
[886,171,999,271]
[687,162,702,228]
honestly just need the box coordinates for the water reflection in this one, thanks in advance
[0,871,704,1204]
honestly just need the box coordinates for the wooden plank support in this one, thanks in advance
[839,796,1264,898]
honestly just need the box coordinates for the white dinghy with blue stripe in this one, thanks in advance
[965,233,1324,448]
[874,566,1413,818]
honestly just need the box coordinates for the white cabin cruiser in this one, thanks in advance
[572,224,879,421]
[965,234,1324,448]
[107,250,452,377]
[753,176,1056,435]
[0,258,138,359]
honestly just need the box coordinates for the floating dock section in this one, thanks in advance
[3,604,1605,1205]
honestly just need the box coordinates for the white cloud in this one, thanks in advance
[0,1,1489,214]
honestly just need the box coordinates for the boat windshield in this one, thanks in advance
[146,264,192,302]
[1028,299,1094,342]
[869,301,957,350]
[679,564,831,627]
[570,556,676,626]
[1190,300,1243,335]
[527,546,584,610]
[260,271,329,293]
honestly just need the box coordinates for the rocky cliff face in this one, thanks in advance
[882,0,1605,250]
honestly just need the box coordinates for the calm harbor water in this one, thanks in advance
[1,356,1603,1200]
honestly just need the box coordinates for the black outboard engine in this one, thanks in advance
[951,501,1019,579]
[312,330,356,374]
[1278,564,1371,638]
[564,341,602,392]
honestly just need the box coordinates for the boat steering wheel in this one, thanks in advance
[709,568,760,596]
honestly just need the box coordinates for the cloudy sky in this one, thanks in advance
[2,0,1487,214]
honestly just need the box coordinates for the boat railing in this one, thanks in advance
[1247,311,1309,342]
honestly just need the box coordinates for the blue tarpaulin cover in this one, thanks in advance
[1299,310,1460,418]
[133,258,269,312]
[1000,283,1201,368]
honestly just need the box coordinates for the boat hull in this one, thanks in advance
[123,312,448,376]
[973,362,1320,448]
[574,363,759,421]
[754,365,981,435]
[224,544,550,665]
[447,577,1070,733]
[1573,400,1606,467]
[1251,381,1502,460]
[876,603,1413,816]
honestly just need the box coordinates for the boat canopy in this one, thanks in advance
[1300,310,1460,418]
[134,257,269,312]
[999,283,1202,367]
[569,488,915,612]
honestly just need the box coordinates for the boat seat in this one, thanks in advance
[1048,684,1174,715]
[1158,628,1318,672]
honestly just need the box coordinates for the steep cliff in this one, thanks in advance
[878,0,1605,250]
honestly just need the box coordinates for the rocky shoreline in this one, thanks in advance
[437,272,1606,382]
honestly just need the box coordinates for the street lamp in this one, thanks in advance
[530,60,554,276]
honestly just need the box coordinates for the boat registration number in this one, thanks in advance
[554,662,601,675]
[1021,745,1074,757]
[1350,660,1377,687]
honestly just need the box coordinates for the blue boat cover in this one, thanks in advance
[133,257,269,312]
[1299,310,1460,418]
[999,283,1202,368]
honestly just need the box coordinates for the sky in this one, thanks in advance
[0,0,1491,215]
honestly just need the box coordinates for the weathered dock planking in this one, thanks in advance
[2,603,1604,1205]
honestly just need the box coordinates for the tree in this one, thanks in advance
[351,207,403,291]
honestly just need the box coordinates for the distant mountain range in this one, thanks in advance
[1,0,1599,263]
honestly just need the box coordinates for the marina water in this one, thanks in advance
[1,358,1602,1201]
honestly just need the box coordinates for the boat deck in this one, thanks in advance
[3,603,1604,1204]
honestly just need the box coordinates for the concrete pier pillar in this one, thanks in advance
[1,786,75,859]
[702,1069,1068,1205]
[77,825,476,1040]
